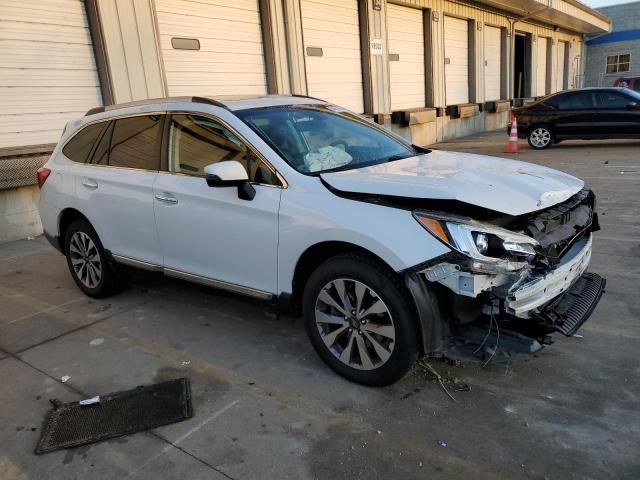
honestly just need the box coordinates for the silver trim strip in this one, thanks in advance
[111,254,163,272]
[164,268,273,300]
[111,254,273,300]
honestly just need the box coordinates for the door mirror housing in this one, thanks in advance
[204,161,255,201]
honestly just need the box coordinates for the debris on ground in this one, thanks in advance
[417,359,471,403]
[437,440,448,447]
[60,376,70,383]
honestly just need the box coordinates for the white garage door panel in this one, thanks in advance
[301,0,364,113]
[484,26,502,101]
[537,37,548,96]
[156,0,268,97]
[0,0,102,148]
[388,4,425,111]
[444,16,469,106]
[555,41,566,92]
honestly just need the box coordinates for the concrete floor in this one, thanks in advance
[1,133,639,479]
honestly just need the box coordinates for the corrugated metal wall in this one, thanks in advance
[0,0,103,148]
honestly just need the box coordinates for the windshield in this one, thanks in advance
[624,88,640,101]
[236,105,418,174]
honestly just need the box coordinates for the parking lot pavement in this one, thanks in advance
[1,132,639,480]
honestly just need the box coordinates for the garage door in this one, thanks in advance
[155,0,267,97]
[444,16,469,105]
[555,41,567,92]
[301,0,364,112]
[484,25,502,101]
[0,0,102,148]
[387,4,425,111]
[536,37,549,96]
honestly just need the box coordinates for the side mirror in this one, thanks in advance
[204,161,255,201]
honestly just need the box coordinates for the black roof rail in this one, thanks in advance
[84,96,229,116]
[85,106,106,116]
[291,94,327,103]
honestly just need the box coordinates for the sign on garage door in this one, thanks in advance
[387,4,425,111]
[155,0,268,97]
[0,0,103,148]
[301,0,364,113]
[536,37,549,96]
[484,25,502,101]
[444,16,469,105]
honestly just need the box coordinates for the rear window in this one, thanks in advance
[62,115,162,170]
[62,122,107,163]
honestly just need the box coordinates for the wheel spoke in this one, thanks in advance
[340,333,355,363]
[333,280,353,312]
[354,282,366,315]
[70,257,84,266]
[364,332,392,363]
[360,298,387,318]
[362,322,395,340]
[320,325,349,348]
[316,311,347,326]
[355,334,374,370]
[88,264,99,287]
[318,289,347,316]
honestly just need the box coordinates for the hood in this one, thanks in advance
[320,150,584,216]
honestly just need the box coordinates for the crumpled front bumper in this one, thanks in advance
[506,235,593,318]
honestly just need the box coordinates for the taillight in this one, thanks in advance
[37,167,51,189]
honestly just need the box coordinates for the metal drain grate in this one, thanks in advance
[36,378,192,454]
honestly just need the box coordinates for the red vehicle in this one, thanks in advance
[613,76,640,92]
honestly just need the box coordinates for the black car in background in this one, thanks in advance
[511,87,640,149]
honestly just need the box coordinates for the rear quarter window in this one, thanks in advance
[62,122,107,163]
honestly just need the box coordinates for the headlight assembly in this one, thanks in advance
[413,211,540,274]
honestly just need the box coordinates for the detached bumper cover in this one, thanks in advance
[536,272,606,336]
[506,235,592,318]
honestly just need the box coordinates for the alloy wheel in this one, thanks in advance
[69,231,102,289]
[314,278,395,370]
[530,127,552,148]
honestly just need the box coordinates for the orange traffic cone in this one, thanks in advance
[505,112,520,154]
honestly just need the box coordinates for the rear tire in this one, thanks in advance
[302,254,419,386]
[64,220,125,298]
[527,125,554,149]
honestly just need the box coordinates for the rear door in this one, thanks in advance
[594,90,640,136]
[547,91,597,137]
[71,114,165,265]
[152,112,282,294]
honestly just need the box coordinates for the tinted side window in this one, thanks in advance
[553,92,594,109]
[109,115,162,170]
[167,114,278,185]
[62,122,106,163]
[90,121,113,165]
[596,91,632,109]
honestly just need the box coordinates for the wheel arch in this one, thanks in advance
[57,208,93,254]
[281,241,397,317]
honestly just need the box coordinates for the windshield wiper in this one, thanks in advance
[384,154,412,162]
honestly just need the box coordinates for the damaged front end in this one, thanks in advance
[409,188,606,363]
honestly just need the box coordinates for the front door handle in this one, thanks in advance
[154,193,178,205]
[81,178,98,189]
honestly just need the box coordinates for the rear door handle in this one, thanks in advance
[81,178,98,189]
[154,193,178,205]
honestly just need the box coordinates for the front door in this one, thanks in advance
[594,90,640,136]
[153,113,282,294]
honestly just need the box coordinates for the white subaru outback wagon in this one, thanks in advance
[38,95,605,386]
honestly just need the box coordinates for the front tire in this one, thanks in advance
[528,125,554,149]
[64,220,124,298]
[302,254,419,386]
